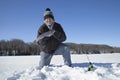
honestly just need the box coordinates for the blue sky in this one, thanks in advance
[0,0,120,47]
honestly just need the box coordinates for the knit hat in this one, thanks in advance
[44,8,54,20]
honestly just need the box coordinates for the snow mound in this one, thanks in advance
[7,63,120,80]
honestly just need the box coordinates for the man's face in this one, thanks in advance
[44,18,54,26]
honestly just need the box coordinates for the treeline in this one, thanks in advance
[0,39,41,56]
[66,43,120,54]
[0,39,120,56]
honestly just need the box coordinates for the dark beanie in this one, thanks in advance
[44,8,54,20]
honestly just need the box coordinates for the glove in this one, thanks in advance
[53,31,61,41]
[36,37,49,45]
[41,37,49,45]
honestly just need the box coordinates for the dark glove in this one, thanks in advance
[36,37,49,45]
[41,37,49,45]
[53,31,61,41]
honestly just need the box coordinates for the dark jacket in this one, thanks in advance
[37,22,66,53]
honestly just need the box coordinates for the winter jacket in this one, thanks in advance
[37,22,66,53]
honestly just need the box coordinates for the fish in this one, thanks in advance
[36,30,55,42]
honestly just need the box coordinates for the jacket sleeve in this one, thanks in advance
[53,24,66,42]
[37,26,42,38]
[36,26,42,44]
[37,25,50,45]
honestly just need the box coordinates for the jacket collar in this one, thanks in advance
[45,22,55,30]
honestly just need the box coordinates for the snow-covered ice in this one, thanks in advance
[0,53,120,80]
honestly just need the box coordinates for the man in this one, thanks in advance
[36,8,71,69]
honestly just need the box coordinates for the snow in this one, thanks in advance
[0,53,120,80]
